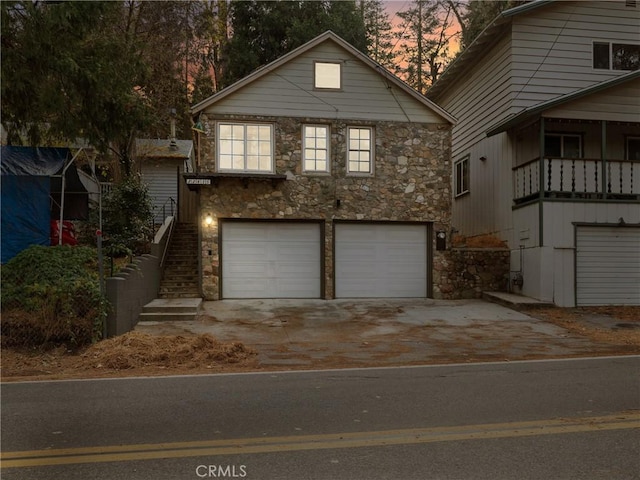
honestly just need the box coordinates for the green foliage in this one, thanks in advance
[1,245,107,348]
[222,0,367,87]
[459,1,529,51]
[102,175,154,257]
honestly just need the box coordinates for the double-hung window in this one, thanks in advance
[217,123,273,173]
[544,133,582,158]
[454,156,469,197]
[303,125,329,173]
[593,42,640,71]
[347,127,373,174]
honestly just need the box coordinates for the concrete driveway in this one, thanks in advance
[134,298,629,370]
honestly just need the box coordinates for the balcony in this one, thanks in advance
[513,157,639,205]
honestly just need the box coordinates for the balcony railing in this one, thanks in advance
[513,157,639,204]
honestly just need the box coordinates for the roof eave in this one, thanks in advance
[486,70,640,136]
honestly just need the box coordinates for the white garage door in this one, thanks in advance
[335,223,428,298]
[576,226,640,306]
[222,222,321,299]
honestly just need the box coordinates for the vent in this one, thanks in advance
[626,0,637,7]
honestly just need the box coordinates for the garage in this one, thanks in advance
[335,223,429,298]
[221,221,322,299]
[576,226,640,306]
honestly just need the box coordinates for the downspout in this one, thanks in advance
[538,118,545,247]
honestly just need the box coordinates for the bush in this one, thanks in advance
[102,175,154,256]
[1,245,107,349]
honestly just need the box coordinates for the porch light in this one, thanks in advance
[205,213,214,226]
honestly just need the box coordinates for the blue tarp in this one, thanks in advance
[1,146,87,263]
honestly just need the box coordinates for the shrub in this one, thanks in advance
[1,245,107,349]
[102,175,154,256]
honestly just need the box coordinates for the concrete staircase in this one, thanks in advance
[159,222,200,299]
[139,298,202,322]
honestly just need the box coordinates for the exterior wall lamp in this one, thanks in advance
[204,213,214,226]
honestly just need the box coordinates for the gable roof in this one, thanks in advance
[427,0,554,100]
[191,31,456,125]
[486,70,640,136]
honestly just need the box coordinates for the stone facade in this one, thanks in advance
[438,248,510,299]
[197,113,452,300]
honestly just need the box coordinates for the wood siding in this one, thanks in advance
[545,79,640,122]
[141,162,181,223]
[439,34,514,158]
[511,1,640,110]
[204,42,443,123]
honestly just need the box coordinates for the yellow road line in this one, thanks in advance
[2,412,638,469]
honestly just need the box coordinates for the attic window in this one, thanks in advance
[314,62,341,89]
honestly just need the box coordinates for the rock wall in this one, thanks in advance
[437,248,510,299]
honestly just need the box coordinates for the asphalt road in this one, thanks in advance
[2,356,639,480]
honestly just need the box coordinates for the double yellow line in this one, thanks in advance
[2,412,638,468]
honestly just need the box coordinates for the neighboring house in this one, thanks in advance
[188,31,456,300]
[427,0,640,306]
[135,139,197,224]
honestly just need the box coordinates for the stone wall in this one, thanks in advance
[437,248,510,299]
[198,113,452,300]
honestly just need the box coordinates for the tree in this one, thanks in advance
[357,0,396,71]
[1,1,206,176]
[1,1,151,160]
[222,0,367,87]
[393,0,457,93]
[448,0,529,52]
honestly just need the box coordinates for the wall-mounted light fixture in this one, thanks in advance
[205,213,214,226]
[479,156,487,162]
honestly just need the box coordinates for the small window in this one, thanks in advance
[217,123,273,173]
[454,156,469,197]
[544,133,582,158]
[593,42,610,69]
[347,127,373,174]
[303,125,329,173]
[627,137,640,161]
[593,42,640,70]
[314,62,341,89]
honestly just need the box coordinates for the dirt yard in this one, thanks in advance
[1,306,638,382]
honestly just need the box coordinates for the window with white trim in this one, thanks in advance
[314,62,341,89]
[544,133,582,158]
[303,125,329,173]
[347,127,373,174]
[454,156,469,197]
[593,42,640,71]
[217,123,273,172]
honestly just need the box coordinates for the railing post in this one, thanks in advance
[601,120,607,197]
[539,118,545,247]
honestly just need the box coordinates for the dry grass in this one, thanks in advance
[1,332,258,380]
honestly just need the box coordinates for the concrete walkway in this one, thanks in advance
[134,298,629,369]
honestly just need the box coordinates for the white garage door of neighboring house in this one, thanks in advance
[221,222,321,299]
[335,223,429,298]
[576,226,640,306]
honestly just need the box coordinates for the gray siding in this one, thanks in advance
[204,42,444,123]
[546,79,640,122]
[141,162,181,223]
[511,1,640,109]
[439,34,514,158]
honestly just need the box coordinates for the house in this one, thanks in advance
[426,0,640,306]
[135,138,197,224]
[188,31,458,300]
